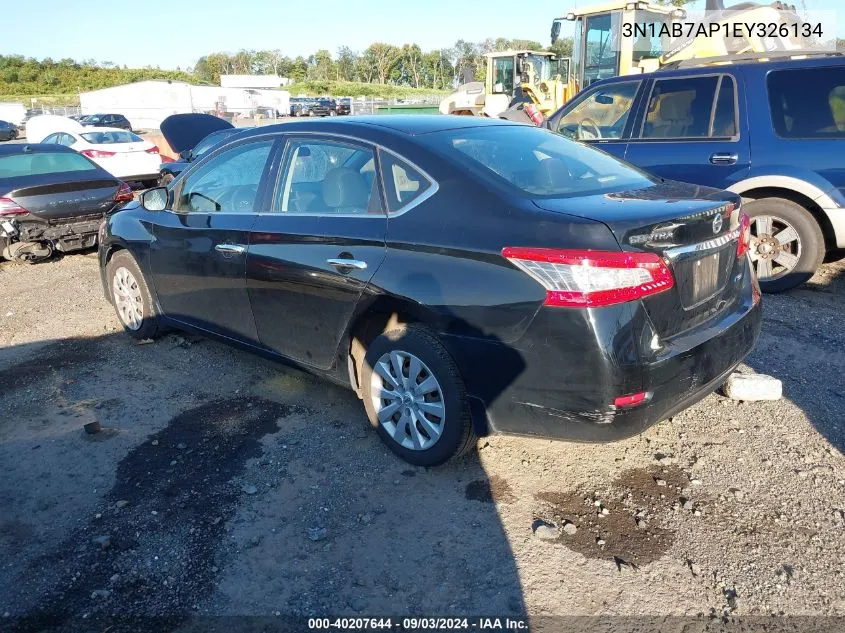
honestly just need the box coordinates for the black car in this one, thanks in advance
[0,120,18,141]
[336,98,352,116]
[1,144,132,262]
[156,113,239,186]
[289,98,313,117]
[311,98,338,117]
[98,116,761,466]
[81,114,132,131]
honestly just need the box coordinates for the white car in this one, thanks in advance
[40,127,161,185]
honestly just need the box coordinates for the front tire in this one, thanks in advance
[360,324,476,466]
[106,251,161,340]
[743,197,825,293]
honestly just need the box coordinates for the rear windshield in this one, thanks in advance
[0,152,97,178]
[81,131,143,144]
[421,125,653,198]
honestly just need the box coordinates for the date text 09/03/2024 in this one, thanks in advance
[307,617,529,630]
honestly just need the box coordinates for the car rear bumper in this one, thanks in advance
[443,266,762,442]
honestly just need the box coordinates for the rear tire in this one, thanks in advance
[360,324,476,467]
[742,197,825,293]
[105,251,161,340]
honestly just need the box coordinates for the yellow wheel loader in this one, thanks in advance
[440,0,814,122]
[438,50,572,119]
[551,0,811,97]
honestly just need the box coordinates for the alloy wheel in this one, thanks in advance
[749,214,801,281]
[112,266,143,330]
[370,350,446,451]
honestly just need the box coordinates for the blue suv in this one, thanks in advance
[546,54,845,292]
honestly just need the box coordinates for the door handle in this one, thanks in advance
[215,244,246,255]
[326,258,367,270]
[709,152,738,165]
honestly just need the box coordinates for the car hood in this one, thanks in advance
[24,115,82,143]
[159,113,234,153]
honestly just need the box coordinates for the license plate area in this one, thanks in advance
[674,244,735,309]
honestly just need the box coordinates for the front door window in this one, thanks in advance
[557,80,640,141]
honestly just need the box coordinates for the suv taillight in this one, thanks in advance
[502,247,675,308]
[145,145,160,155]
[114,182,134,202]
[0,197,29,216]
[737,213,751,258]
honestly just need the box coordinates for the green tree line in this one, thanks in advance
[0,37,574,99]
[194,38,573,89]
[0,55,194,97]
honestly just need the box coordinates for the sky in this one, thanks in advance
[4,0,842,71]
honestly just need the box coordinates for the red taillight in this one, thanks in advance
[160,155,175,163]
[613,392,649,408]
[0,197,29,216]
[145,145,160,155]
[114,182,134,202]
[80,149,116,158]
[502,247,675,308]
[737,213,751,258]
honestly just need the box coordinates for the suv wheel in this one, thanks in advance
[360,324,476,466]
[743,197,825,293]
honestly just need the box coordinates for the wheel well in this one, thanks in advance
[347,305,418,396]
[345,303,491,437]
[739,186,835,251]
[103,244,125,266]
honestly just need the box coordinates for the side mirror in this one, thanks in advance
[140,187,169,212]
[179,149,192,160]
[551,20,561,45]
[595,94,614,105]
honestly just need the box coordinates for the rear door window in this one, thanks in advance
[768,66,845,138]
[273,139,382,215]
[640,76,721,139]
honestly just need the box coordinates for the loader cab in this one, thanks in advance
[553,2,679,92]
[487,51,562,98]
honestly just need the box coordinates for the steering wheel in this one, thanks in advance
[220,185,257,212]
[577,118,603,140]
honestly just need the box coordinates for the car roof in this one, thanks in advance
[77,126,136,134]
[239,115,522,138]
[0,143,76,156]
[588,53,845,87]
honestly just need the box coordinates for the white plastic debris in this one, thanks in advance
[723,372,782,402]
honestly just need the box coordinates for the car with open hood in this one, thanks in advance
[157,113,239,186]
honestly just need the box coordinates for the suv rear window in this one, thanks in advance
[768,67,845,139]
[423,125,653,198]
[0,152,97,178]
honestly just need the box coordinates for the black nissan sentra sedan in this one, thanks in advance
[98,116,762,466]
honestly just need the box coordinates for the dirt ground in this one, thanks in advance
[0,251,843,631]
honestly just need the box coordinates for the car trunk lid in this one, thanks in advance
[533,180,746,337]
[2,172,120,223]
